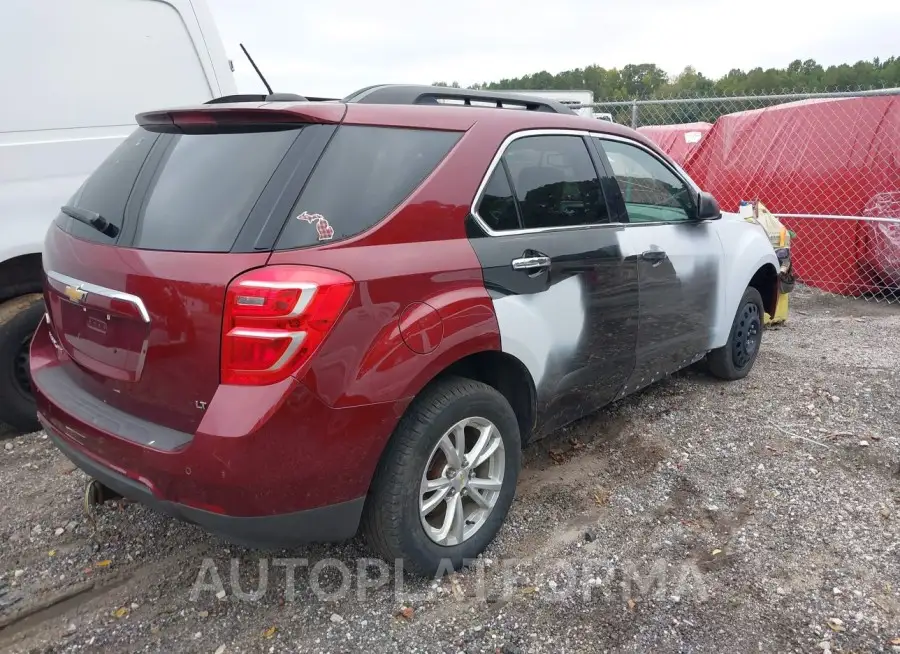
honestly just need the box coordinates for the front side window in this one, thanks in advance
[599,139,696,224]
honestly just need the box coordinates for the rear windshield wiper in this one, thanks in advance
[60,205,119,238]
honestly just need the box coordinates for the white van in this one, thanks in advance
[0,0,237,433]
[503,89,598,119]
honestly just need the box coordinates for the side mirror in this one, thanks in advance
[696,191,721,221]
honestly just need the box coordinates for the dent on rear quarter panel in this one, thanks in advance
[266,124,505,409]
[711,216,780,348]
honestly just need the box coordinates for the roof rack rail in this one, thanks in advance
[340,85,576,114]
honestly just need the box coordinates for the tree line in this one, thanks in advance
[433,58,899,126]
[434,57,900,100]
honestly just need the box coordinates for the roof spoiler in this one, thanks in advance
[205,93,341,105]
[201,85,576,114]
[136,105,345,133]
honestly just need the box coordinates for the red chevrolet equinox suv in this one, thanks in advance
[31,85,780,575]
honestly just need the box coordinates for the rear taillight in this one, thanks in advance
[221,266,354,386]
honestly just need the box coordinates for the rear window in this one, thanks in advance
[62,129,159,243]
[59,127,302,252]
[275,126,461,249]
[132,130,299,251]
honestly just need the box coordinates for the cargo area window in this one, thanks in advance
[275,126,462,250]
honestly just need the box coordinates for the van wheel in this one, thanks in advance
[362,376,521,577]
[707,287,764,381]
[0,294,44,435]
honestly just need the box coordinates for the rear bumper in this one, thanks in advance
[44,419,364,547]
[30,319,410,545]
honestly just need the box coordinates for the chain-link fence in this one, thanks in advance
[587,88,900,302]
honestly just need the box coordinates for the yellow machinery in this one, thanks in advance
[739,200,793,325]
[766,284,790,325]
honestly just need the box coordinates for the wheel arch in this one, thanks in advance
[747,262,779,317]
[0,253,44,304]
[384,348,538,452]
[432,350,537,445]
[712,248,779,348]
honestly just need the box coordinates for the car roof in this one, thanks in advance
[337,102,660,152]
[343,102,646,136]
[205,100,655,143]
[140,84,661,152]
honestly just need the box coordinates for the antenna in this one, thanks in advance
[239,43,273,96]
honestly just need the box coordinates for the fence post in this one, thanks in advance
[631,100,639,128]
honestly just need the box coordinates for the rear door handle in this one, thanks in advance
[640,249,667,262]
[511,256,551,271]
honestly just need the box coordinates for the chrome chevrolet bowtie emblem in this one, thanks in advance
[63,284,88,303]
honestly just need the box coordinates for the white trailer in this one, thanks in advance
[502,89,599,119]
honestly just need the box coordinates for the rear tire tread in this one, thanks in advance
[361,376,514,571]
[0,294,44,434]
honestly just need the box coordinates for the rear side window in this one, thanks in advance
[475,134,610,232]
[477,164,521,231]
[506,135,609,229]
[276,126,461,249]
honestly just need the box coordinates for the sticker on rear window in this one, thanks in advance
[296,211,334,241]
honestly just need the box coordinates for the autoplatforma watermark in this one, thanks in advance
[189,556,709,605]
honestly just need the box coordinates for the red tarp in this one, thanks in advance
[638,122,712,166]
[683,96,900,293]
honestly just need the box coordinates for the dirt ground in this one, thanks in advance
[1,286,899,654]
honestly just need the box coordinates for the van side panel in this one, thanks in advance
[0,0,235,266]
[187,0,239,97]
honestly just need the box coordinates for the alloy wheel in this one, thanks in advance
[419,417,505,546]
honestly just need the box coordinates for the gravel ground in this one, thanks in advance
[1,286,899,653]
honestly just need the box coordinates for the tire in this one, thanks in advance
[362,376,522,577]
[707,287,764,381]
[0,294,44,435]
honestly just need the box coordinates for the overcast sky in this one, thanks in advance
[208,0,900,98]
